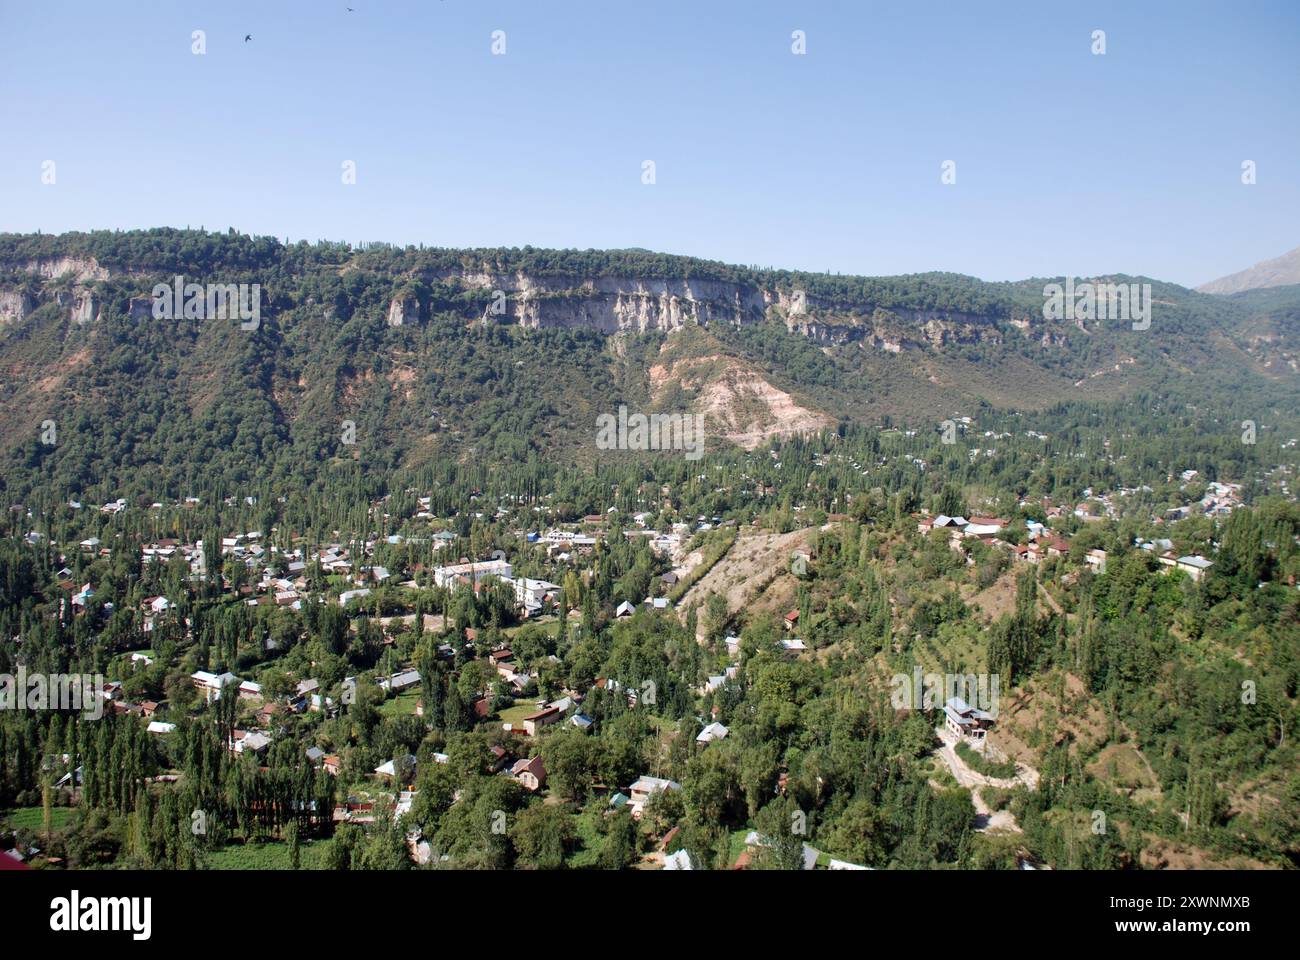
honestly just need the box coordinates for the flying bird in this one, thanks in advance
[244,34,253,42]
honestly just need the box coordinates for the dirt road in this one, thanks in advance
[934,726,1039,833]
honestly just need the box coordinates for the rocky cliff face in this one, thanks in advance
[419,267,1013,348]
[387,296,419,327]
[5,256,110,283]
[0,289,30,328]
[0,251,1024,352]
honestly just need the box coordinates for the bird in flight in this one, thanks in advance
[244,34,253,42]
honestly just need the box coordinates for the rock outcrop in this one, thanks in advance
[422,267,1009,349]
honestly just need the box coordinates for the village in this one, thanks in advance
[4,436,1269,871]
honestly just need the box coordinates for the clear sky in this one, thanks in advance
[1,0,1296,286]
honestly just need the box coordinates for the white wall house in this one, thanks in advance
[433,559,513,589]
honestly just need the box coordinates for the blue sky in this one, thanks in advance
[1,0,1296,286]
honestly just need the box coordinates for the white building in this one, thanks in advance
[433,559,513,589]
[628,775,681,818]
[509,577,560,612]
[696,721,729,744]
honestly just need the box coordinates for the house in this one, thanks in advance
[782,609,799,631]
[374,754,417,783]
[664,849,694,870]
[1175,555,1214,582]
[510,577,560,612]
[393,790,416,819]
[742,830,820,870]
[380,669,421,693]
[699,674,727,695]
[522,706,562,736]
[511,756,547,792]
[628,775,681,818]
[433,558,513,589]
[295,678,320,699]
[233,731,271,754]
[547,695,576,714]
[146,721,176,734]
[322,755,342,777]
[696,721,729,744]
[1085,549,1107,575]
[1138,538,1175,554]
[615,600,635,618]
[191,670,239,703]
[943,696,993,742]
[143,596,171,615]
[570,713,594,731]
[780,637,807,653]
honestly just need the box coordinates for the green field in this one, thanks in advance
[3,806,77,832]
[497,699,542,726]
[204,836,337,870]
[378,689,421,717]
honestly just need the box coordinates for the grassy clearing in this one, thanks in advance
[3,806,76,832]
[497,699,541,725]
[378,689,421,717]
[204,836,337,870]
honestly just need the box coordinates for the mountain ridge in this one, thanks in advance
[0,229,1296,502]
[1197,245,1300,295]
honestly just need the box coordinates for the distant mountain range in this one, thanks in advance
[1197,245,1300,295]
[0,229,1296,500]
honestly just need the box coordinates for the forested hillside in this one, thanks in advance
[1,228,1296,509]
